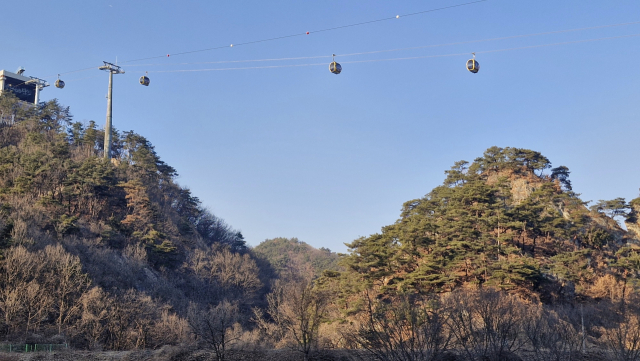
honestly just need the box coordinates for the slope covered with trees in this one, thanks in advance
[0,94,268,349]
[313,147,640,361]
[4,92,640,360]
[335,146,640,303]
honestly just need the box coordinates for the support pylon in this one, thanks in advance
[98,61,125,159]
[23,77,49,106]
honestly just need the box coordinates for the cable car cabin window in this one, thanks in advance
[466,60,479,73]
[330,62,342,74]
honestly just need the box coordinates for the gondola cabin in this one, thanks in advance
[55,79,65,88]
[139,75,150,86]
[466,58,479,74]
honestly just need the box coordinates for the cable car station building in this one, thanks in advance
[0,70,37,103]
[0,69,48,106]
[0,69,49,124]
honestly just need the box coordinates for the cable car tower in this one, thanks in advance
[24,77,49,105]
[98,61,125,159]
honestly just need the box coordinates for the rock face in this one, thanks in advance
[510,177,539,204]
[488,171,638,244]
[486,171,543,205]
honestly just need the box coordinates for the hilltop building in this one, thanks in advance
[0,68,47,105]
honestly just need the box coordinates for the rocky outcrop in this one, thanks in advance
[510,177,538,204]
[485,171,543,205]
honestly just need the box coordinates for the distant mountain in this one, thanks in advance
[253,237,341,278]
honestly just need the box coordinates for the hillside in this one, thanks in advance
[253,237,341,278]
[4,92,640,359]
[0,94,271,349]
[335,146,640,303]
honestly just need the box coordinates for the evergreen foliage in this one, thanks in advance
[337,146,636,302]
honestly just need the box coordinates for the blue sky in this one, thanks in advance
[1,0,639,252]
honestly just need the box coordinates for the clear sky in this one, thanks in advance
[1,0,639,253]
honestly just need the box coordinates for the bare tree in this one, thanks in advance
[101,289,163,350]
[0,246,40,334]
[78,287,112,349]
[188,300,239,361]
[42,244,91,334]
[523,304,584,361]
[0,246,54,335]
[260,278,328,361]
[152,309,191,347]
[446,288,526,361]
[344,291,450,361]
[188,246,262,302]
[603,313,640,361]
[22,280,52,333]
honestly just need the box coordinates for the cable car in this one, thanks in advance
[466,53,479,73]
[55,75,65,89]
[139,72,150,86]
[329,54,342,74]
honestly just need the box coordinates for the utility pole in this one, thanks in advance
[98,61,125,159]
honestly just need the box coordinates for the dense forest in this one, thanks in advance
[1,93,640,361]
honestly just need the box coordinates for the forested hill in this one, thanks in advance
[336,146,640,303]
[5,91,640,355]
[0,94,272,349]
[253,237,341,278]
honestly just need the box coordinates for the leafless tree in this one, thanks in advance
[188,246,262,302]
[152,308,191,347]
[259,278,328,361]
[603,313,640,361]
[22,280,52,333]
[42,244,91,334]
[445,288,526,361]
[0,246,41,334]
[523,304,584,361]
[344,291,450,361]
[188,300,239,361]
[78,287,112,349]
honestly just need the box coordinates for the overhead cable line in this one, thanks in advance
[123,20,640,69]
[337,20,640,57]
[57,66,101,76]
[14,0,487,87]
[61,75,104,83]
[119,0,488,64]
[10,19,640,88]
[146,33,640,73]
